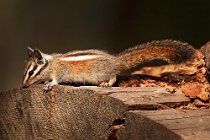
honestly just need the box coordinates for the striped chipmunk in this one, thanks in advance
[22,40,195,91]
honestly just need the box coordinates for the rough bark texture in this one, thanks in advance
[0,85,209,140]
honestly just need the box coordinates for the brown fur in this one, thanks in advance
[117,40,195,71]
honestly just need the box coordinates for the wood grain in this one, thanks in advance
[0,85,208,140]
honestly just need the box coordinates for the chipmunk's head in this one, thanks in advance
[22,47,50,87]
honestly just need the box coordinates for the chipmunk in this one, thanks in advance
[22,40,195,91]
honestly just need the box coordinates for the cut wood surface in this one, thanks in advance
[118,110,210,140]
[0,85,209,140]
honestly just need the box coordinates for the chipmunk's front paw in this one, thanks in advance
[43,84,53,92]
[43,80,57,92]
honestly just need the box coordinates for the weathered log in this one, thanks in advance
[0,85,209,140]
[118,110,210,140]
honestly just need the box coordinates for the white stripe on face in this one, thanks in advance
[28,65,34,72]
[23,65,34,84]
[31,64,44,78]
[59,55,100,61]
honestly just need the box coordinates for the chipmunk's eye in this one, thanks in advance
[28,70,34,76]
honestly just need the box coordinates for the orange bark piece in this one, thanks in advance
[181,82,209,101]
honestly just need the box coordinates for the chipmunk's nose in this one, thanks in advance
[22,85,28,88]
[22,83,29,88]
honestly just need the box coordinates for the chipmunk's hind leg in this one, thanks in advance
[99,76,117,87]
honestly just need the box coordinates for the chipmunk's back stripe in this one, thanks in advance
[59,55,100,61]
[64,52,99,57]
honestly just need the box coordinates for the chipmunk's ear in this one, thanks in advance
[27,47,34,58]
[33,49,43,60]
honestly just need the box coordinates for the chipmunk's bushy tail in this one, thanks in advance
[116,40,196,71]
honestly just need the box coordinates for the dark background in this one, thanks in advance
[1,0,210,91]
